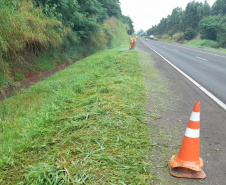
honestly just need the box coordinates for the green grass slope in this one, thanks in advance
[0,47,155,184]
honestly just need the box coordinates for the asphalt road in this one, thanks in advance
[137,39,226,184]
[141,38,226,105]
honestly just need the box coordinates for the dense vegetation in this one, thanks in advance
[0,0,134,90]
[147,0,226,47]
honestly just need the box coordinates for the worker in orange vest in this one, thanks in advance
[130,36,136,50]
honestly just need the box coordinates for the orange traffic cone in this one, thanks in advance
[169,101,206,179]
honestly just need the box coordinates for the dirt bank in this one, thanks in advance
[0,63,71,102]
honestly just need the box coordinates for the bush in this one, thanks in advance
[184,28,197,40]
[217,19,226,47]
[199,16,221,41]
[168,30,174,37]
[217,32,226,47]
[199,15,226,47]
[198,40,219,48]
[173,32,184,42]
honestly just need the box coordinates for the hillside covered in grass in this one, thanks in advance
[0,0,134,91]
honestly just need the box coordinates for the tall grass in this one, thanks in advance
[0,48,154,184]
[0,1,62,58]
[103,17,130,48]
[0,1,130,89]
[184,39,220,48]
[0,0,65,87]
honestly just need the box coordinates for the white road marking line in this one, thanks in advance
[198,65,209,70]
[140,39,226,112]
[196,56,208,61]
[173,49,178,52]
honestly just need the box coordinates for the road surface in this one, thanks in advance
[137,39,226,185]
[141,38,226,106]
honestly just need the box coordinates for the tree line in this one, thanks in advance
[33,0,134,40]
[147,0,226,47]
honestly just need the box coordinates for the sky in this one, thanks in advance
[119,0,216,32]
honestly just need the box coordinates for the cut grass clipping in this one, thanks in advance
[0,48,154,184]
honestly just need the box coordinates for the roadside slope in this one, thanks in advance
[0,47,154,184]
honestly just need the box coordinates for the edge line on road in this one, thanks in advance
[140,39,226,112]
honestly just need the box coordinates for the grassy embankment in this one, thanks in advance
[158,33,226,53]
[0,0,130,92]
[0,45,169,184]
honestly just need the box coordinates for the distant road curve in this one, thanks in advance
[139,38,226,111]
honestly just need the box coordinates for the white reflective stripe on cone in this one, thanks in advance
[185,127,200,138]
[190,112,200,122]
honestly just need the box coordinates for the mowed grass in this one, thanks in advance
[0,48,154,184]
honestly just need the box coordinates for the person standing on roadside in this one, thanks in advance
[130,36,136,50]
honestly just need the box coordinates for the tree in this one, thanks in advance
[34,0,102,39]
[199,15,221,40]
[145,0,226,48]
[137,29,145,36]
[34,0,81,25]
[184,28,197,40]
[76,0,107,23]
[203,0,210,17]
[157,18,167,34]
[147,25,158,36]
[211,0,226,15]
[169,7,184,33]
[121,15,134,33]
[97,0,122,18]
[184,1,204,29]
[217,19,226,47]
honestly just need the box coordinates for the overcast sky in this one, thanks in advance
[119,0,216,32]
